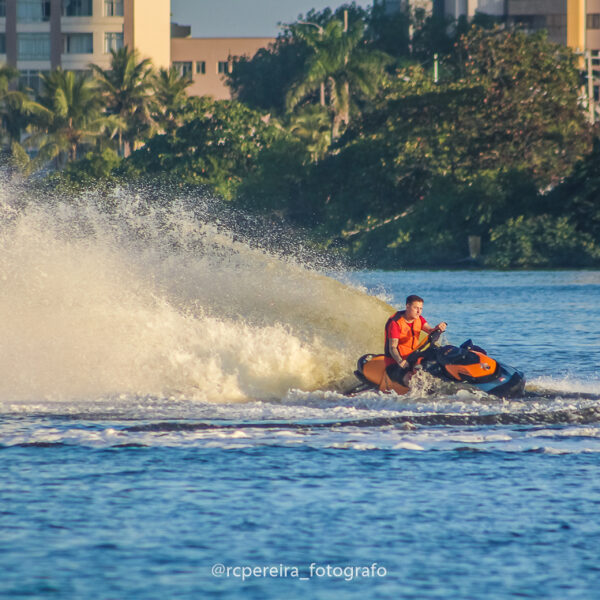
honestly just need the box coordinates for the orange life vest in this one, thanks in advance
[384,311,423,359]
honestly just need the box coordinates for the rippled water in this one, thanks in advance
[2,187,600,599]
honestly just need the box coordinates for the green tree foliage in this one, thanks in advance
[36,69,116,164]
[91,47,155,155]
[288,105,331,162]
[46,148,122,187]
[236,137,311,222]
[452,27,590,185]
[298,26,591,260]
[151,66,193,134]
[410,11,459,60]
[351,27,590,196]
[367,2,410,58]
[485,215,600,268]
[345,170,539,267]
[287,17,391,139]
[227,37,311,114]
[124,97,284,199]
[544,139,600,241]
[0,65,49,148]
[226,4,372,115]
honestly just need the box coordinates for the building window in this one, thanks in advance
[0,33,5,54]
[104,0,123,17]
[18,33,51,60]
[17,1,51,23]
[19,69,49,93]
[104,32,123,53]
[546,14,566,29]
[217,61,231,74]
[512,14,547,32]
[62,0,93,17]
[588,14,600,30]
[174,61,193,79]
[0,1,6,18]
[196,61,206,74]
[62,32,93,54]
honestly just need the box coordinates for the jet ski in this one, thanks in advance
[353,330,525,398]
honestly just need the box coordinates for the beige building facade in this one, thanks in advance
[0,0,170,91]
[124,0,170,68]
[170,36,275,100]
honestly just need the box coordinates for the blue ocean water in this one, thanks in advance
[2,267,600,600]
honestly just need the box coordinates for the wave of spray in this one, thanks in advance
[0,179,392,403]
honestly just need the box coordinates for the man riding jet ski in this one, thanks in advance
[354,295,525,397]
[384,294,447,388]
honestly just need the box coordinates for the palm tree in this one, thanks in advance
[36,68,118,165]
[0,65,49,148]
[152,66,192,134]
[289,105,331,162]
[91,46,155,155]
[287,19,390,139]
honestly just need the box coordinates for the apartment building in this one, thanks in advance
[506,0,599,50]
[0,0,170,91]
[431,0,600,51]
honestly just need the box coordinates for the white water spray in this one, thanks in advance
[0,181,392,403]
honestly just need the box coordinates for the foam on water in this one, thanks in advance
[528,375,600,396]
[0,180,393,405]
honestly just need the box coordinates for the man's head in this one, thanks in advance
[405,294,424,320]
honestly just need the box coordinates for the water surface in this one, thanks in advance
[1,191,599,599]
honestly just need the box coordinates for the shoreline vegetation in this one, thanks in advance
[2,3,599,269]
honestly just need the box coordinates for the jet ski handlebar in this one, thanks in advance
[405,325,446,364]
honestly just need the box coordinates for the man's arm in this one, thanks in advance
[388,338,409,369]
[422,321,447,334]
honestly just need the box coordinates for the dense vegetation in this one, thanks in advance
[2,3,599,268]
